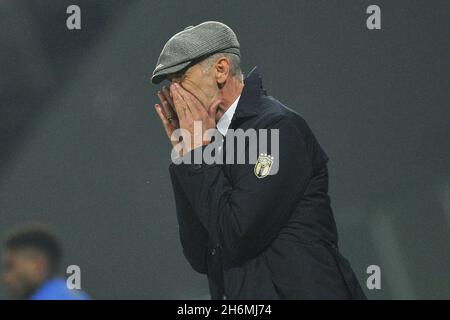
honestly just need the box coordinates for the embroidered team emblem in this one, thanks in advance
[254,153,274,178]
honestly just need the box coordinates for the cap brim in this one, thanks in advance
[151,60,192,84]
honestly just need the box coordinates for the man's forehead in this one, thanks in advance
[166,71,184,82]
[167,59,209,80]
[166,65,194,82]
[5,247,44,260]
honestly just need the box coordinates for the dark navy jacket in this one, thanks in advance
[169,67,366,300]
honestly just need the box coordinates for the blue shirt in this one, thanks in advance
[30,278,90,300]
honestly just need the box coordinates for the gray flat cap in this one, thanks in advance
[151,21,240,84]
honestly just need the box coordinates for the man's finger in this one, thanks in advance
[157,91,178,121]
[162,86,175,108]
[174,83,202,117]
[162,87,179,123]
[170,83,189,118]
[155,104,169,126]
[155,103,174,137]
[160,87,176,115]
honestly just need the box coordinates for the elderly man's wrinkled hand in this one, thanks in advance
[170,82,221,153]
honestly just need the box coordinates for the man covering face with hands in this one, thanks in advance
[156,81,222,155]
[154,34,244,156]
[152,21,366,300]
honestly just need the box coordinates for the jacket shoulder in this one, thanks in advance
[257,95,311,131]
[257,96,329,168]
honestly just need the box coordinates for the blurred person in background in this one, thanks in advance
[2,223,90,300]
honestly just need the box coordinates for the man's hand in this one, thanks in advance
[155,86,179,148]
[170,82,221,154]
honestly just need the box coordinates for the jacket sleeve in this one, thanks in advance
[170,116,314,263]
[169,165,209,274]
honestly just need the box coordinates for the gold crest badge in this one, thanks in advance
[254,153,274,178]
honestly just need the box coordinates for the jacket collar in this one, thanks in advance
[232,66,266,120]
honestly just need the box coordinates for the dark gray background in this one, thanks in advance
[1,0,449,299]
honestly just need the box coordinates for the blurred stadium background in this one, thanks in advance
[0,0,449,299]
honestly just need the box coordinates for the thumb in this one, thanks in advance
[208,99,222,119]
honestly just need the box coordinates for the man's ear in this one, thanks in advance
[215,57,230,86]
